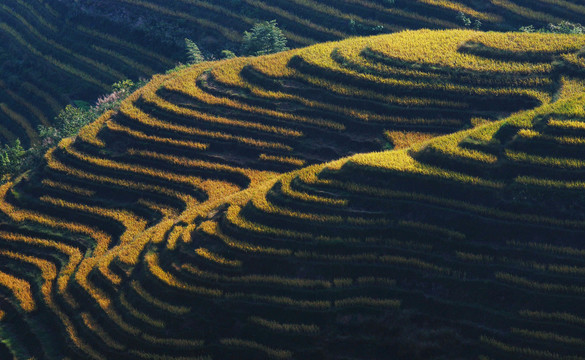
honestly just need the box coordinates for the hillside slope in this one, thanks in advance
[2,0,585,145]
[0,30,585,359]
[161,90,585,359]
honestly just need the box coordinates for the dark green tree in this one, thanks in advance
[242,20,289,56]
[185,38,205,65]
[0,139,26,178]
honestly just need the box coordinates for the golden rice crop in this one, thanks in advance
[81,312,126,351]
[415,0,501,22]
[199,220,292,256]
[194,248,242,267]
[145,252,222,297]
[1,4,125,80]
[219,338,292,359]
[0,103,39,144]
[368,30,555,74]
[0,250,56,308]
[511,327,585,346]
[0,79,50,126]
[519,310,585,326]
[480,336,584,360]
[41,179,96,196]
[495,272,585,294]
[164,65,346,130]
[119,292,165,328]
[2,27,585,359]
[346,149,504,188]
[334,297,401,308]
[13,0,58,32]
[44,147,198,210]
[141,82,304,137]
[248,316,319,334]
[130,280,191,314]
[76,26,174,66]
[0,269,36,312]
[21,82,63,113]
[0,24,108,90]
[116,0,241,41]
[489,0,563,23]
[181,264,332,289]
[120,100,293,150]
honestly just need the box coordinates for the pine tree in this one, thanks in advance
[185,38,205,65]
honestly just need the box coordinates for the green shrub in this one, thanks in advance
[521,21,585,34]
[349,19,385,35]
[221,50,236,59]
[457,12,472,27]
[54,105,97,138]
[548,21,585,34]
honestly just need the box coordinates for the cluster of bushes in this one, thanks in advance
[520,21,585,34]
[169,20,288,74]
[349,19,385,36]
[457,12,482,30]
[0,79,143,183]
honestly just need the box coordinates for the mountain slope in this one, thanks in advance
[0,30,585,359]
[2,0,585,145]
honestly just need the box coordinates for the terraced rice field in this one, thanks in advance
[1,30,585,359]
[0,0,176,147]
[2,0,585,146]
